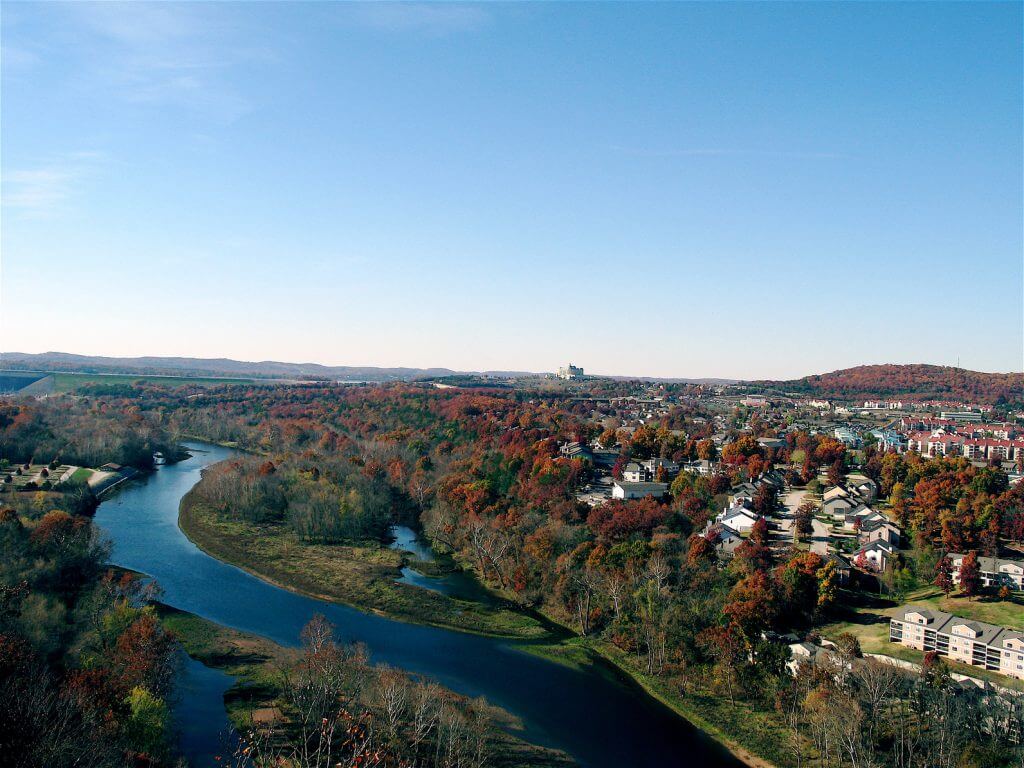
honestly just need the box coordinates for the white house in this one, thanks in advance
[611,481,668,500]
[715,505,761,533]
[853,540,894,572]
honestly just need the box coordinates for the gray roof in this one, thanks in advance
[615,481,668,493]
[893,605,953,626]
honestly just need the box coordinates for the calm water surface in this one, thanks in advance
[95,443,741,768]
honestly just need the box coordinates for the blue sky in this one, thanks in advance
[2,2,1021,379]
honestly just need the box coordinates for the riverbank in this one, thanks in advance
[178,490,549,640]
[513,621,793,768]
[158,605,575,768]
[180,491,792,768]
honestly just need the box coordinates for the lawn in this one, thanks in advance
[70,467,94,484]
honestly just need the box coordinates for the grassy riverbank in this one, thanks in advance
[515,624,795,768]
[158,605,573,768]
[157,604,295,730]
[178,491,549,640]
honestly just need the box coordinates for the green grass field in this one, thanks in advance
[43,371,257,393]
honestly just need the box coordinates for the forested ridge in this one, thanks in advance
[751,364,1024,406]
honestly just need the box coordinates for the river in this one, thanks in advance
[94,443,743,768]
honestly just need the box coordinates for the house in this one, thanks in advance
[870,429,905,453]
[611,481,668,500]
[715,505,761,533]
[757,437,787,450]
[824,495,858,520]
[843,504,882,529]
[559,441,593,463]
[822,486,850,503]
[834,426,862,448]
[703,524,744,555]
[858,517,901,547]
[683,459,716,476]
[787,641,838,675]
[852,477,879,501]
[853,540,894,571]
[759,470,787,490]
[823,552,853,585]
[730,488,755,508]
[946,554,1024,591]
[641,457,680,480]
[622,462,646,482]
[890,606,1024,680]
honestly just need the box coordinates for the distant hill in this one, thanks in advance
[750,364,1024,406]
[0,351,535,383]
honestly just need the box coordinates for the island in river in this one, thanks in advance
[93,442,751,768]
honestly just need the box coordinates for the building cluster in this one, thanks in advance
[890,606,1024,681]
[556,363,585,380]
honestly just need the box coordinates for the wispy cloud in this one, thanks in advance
[39,3,262,121]
[609,145,848,160]
[336,3,491,35]
[2,152,104,218]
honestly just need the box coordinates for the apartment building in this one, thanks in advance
[947,553,1024,591]
[890,606,1024,680]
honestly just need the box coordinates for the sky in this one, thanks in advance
[1,1,1021,380]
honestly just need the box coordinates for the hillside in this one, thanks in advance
[750,364,1024,406]
[0,351,534,383]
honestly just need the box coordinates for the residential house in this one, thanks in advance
[824,495,858,521]
[822,486,850,503]
[834,426,862,448]
[703,524,744,555]
[622,462,646,483]
[715,505,761,533]
[852,477,879,502]
[682,459,716,476]
[858,517,901,547]
[853,540,894,571]
[559,441,594,463]
[611,481,668,500]
[642,457,680,481]
[759,470,787,491]
[787,641,838,675]
[824,552,853,585]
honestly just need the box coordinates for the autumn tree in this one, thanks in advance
[958,551,981,599]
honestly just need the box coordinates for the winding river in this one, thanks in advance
[94,443,742,768]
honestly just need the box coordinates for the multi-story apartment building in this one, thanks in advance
[947,553,1024,591]
[890,606,1024,680]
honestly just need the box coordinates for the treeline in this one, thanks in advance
[784,645,1024,768]
[191,453,409,543]
[233,614,517,768]
[752,363,1024,406]
[0,508,178,767]
[0,399,182,469]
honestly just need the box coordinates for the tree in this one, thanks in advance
[958,551,980,599]
[816,560,839,613]
[934,555,954,596]
[795,500,815,541]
